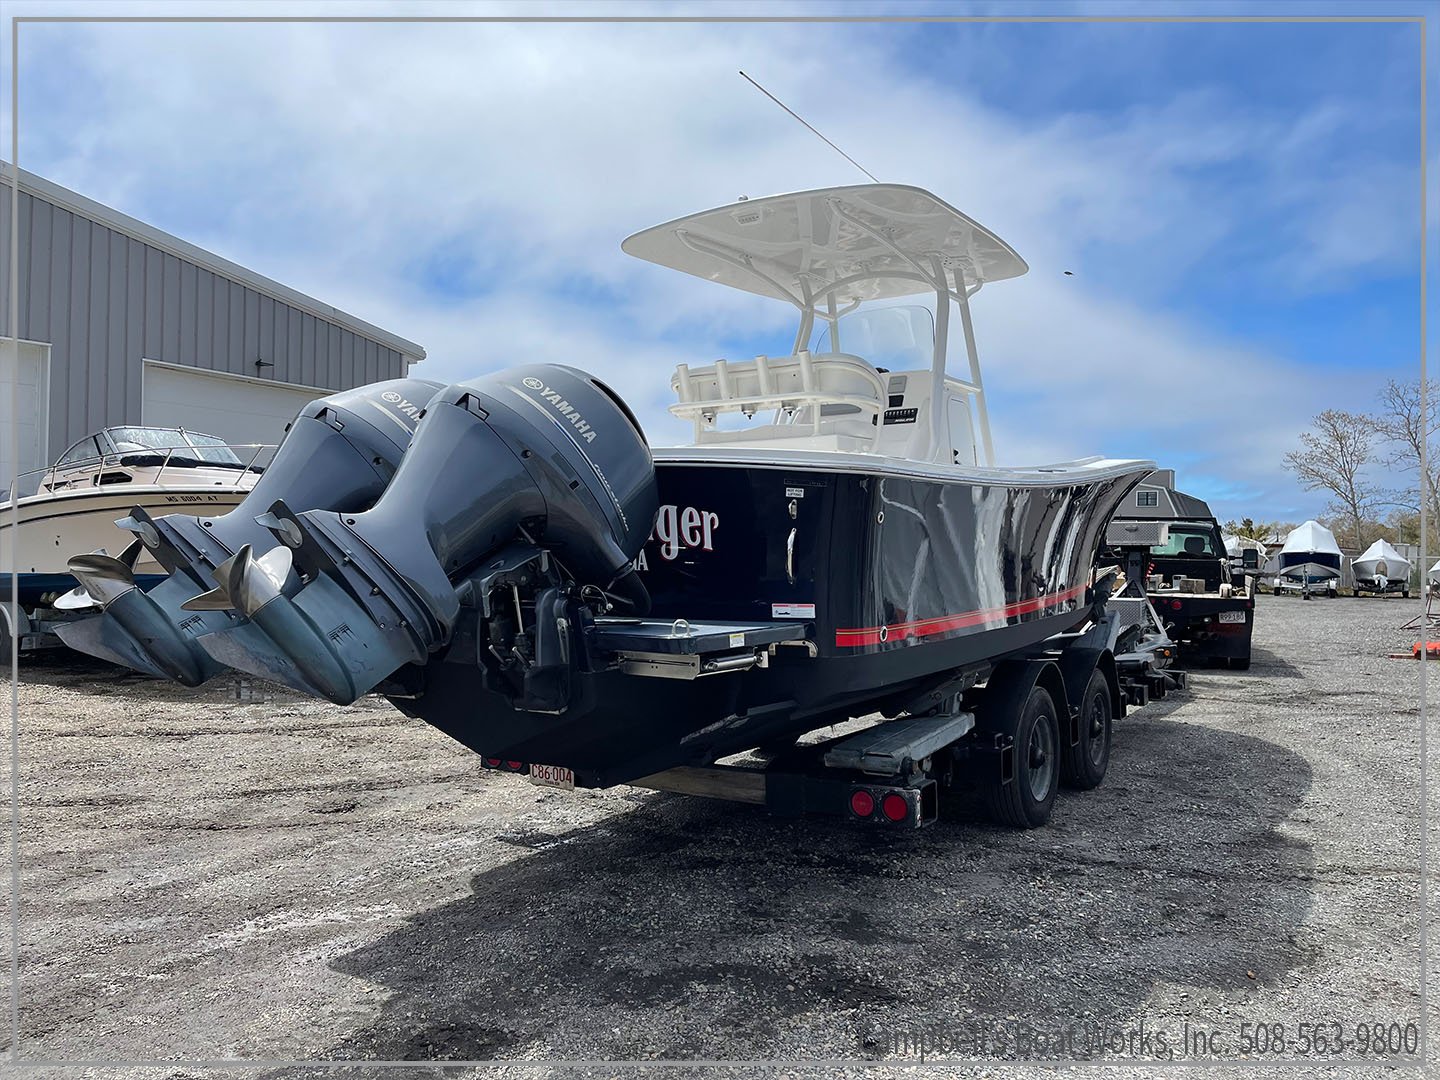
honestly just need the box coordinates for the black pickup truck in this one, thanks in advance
[1104,475,1255,670]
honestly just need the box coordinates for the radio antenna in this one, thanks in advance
[738,70,880,184]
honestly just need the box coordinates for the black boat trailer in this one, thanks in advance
[481,578,1185,831]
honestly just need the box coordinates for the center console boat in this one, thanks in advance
[58,184,1154,804]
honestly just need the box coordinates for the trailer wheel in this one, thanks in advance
[984,686,1060,829]
[1060,670,1111,791]
[1227,656,1251,671]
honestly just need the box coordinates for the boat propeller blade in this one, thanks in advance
[115,512,161,551]
[179,586,237,612]
[52,585,98,612]
[253,510,305,549]
[59,541,211,686]
[65,550,140,608]
[180,544,293,616]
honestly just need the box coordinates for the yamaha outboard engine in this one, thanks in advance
[184,364,658,706]
[56,377,443,684]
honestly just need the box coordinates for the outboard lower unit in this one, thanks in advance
[56,377,443,685]
[183,364,659,706]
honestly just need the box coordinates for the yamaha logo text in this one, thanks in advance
[379,390,425,422]
[520,378,598,443]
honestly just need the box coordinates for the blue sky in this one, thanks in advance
[2,1,1434,524]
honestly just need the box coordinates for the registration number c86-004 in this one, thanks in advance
[529,763,575,789]
[1217,610,1247,624]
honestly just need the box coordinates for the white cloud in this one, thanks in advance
[6,14,1421,521]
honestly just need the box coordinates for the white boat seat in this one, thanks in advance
[671,351,887,450]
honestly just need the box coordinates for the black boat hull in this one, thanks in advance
[393,456,1150,786]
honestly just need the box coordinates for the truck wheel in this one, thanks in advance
[1060,670,1111,791]
[984,686,1060,829]
[1227,657,1251,671]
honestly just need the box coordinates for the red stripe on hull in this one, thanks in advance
[834,581,1090,648]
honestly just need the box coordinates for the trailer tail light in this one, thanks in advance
[1170,600,1182,610]
[484,758,501,767]
[505,761,523,771]
[850,790,875,818]
[880,793,910,822]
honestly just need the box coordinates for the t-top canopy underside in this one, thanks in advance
[621,184,1029,306]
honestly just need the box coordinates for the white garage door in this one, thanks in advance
[142,361,333,461]
[0,340,51,496]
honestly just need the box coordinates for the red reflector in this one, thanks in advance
[1170,600,1182,610]
[850,790,875,817]
[505,760,523,771]
[484,758,501,767]
[881,793,909,822]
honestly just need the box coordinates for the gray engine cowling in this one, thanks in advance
[56,377,443,684]
[178,363,659,705]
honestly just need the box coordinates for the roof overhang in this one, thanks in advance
[621,184,1028,306]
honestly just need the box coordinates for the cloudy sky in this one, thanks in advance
[3,1,1432,522]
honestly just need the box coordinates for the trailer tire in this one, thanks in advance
[1227,656,1251,671]
[1060,670,1111,791]
[984,685,1061,829]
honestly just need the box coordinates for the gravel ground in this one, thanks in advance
[1,593,1432,1077]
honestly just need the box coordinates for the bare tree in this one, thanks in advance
[1283,409,1385,550]
[1371,379,1440,533]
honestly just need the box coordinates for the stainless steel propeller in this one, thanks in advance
[181,544,293,615]
[58,539,144,610]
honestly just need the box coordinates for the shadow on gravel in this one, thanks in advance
[1172,648,1301,679]
[314,716,1316,1064]
[1246,646,1304,678]
[15,651,306,705]
[12,651,154,689]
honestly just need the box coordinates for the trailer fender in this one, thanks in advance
[1055,646,1121,722]
[1097,651,1122,720]
[975,658,1070,747]
[0,603,31,641]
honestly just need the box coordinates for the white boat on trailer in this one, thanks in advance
[1352,539,1411,598]
[1271,519,1344,599]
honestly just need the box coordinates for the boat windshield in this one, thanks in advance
[1151,525,1219,558]
[104,427,246,468]
[813,304,935,370]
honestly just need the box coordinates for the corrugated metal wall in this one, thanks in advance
[0,186,409,457]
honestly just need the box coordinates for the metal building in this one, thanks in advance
[0,164,425,490]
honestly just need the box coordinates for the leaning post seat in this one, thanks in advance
[669,351,887,448]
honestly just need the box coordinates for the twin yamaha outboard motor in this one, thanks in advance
[70,364,659,710]
[56,377,444,684]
